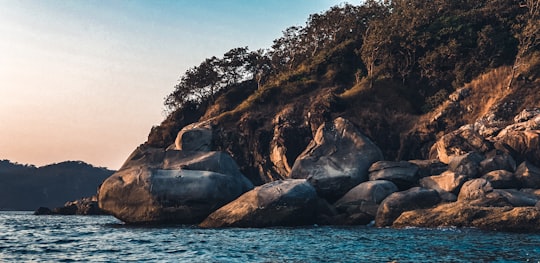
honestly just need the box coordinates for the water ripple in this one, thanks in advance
[0,211,539,262]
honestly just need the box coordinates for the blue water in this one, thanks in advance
[1,211,539,262]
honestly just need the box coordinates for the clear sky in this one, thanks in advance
[0,0,362,169]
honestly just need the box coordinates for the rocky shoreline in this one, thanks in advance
[95,107,540,231]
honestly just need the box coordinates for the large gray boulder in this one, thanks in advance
[289,117,383,201]
[98,146,253,224]
[368,161,419,190]
[199,179,318,228]
[334,180,398,221]
[375,187,441,227]
[514,161,540,189]
[492,189,539,207]
[336,180,399,206]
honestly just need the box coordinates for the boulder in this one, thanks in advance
[98,146,253,224]
[175,124,213,151]
[393,202,540,232]
[496,130,540,167]
[419,171,467,194]
[200,179,318,228]
[448,152,484,178]
[289,117,383,201]
[408,159,447,178]
[430,125,492,164]
[514,161,540,189]
[336,180,399,206]
[492,189,539,207]
[479,153,516,174]
[521,188,540,198]
[334,180,398,221]
[481,170,518,189]
[457,178,493,202]
[375,187,441,227]
[368,161,419,190]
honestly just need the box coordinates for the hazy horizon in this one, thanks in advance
[0,0,361,169]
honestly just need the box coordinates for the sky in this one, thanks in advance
[0,0,363,170]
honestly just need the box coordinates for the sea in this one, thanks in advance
[1,211,539,262]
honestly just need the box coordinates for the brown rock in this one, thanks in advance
[430,125,492,164]
[457,178,493,202]
[514,161,540,189]
[420,171,467,194]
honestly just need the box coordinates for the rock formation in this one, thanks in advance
[289,117,383,201]
[200,179,318,228]
[98,144,253,224]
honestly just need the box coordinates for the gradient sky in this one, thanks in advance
[0,0,362,169]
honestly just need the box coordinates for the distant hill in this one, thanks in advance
[0,160,115,210]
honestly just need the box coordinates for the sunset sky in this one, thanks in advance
[0,0,362,169]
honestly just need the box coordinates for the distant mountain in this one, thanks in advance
[0,160,115,210]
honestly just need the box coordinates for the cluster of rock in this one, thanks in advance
[34,196,106,215]
[98,111,540,231]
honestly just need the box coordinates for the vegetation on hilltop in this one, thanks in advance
[148,0,539,184]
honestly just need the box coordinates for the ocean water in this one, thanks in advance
[1,211,539,262]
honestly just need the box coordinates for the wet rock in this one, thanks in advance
[514,161,540,189]
[368,161,419,190]
[448,152,484,178]
[290,117,383,202]
[200,179,318,228]
[482,170,518,189]
[393,202,540,232]
[98,146,253,224]
[375,187,441,227]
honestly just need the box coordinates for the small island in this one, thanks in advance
[100,1,539,231]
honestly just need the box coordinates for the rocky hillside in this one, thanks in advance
[0,160,114,210]
[147,1,539,185]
